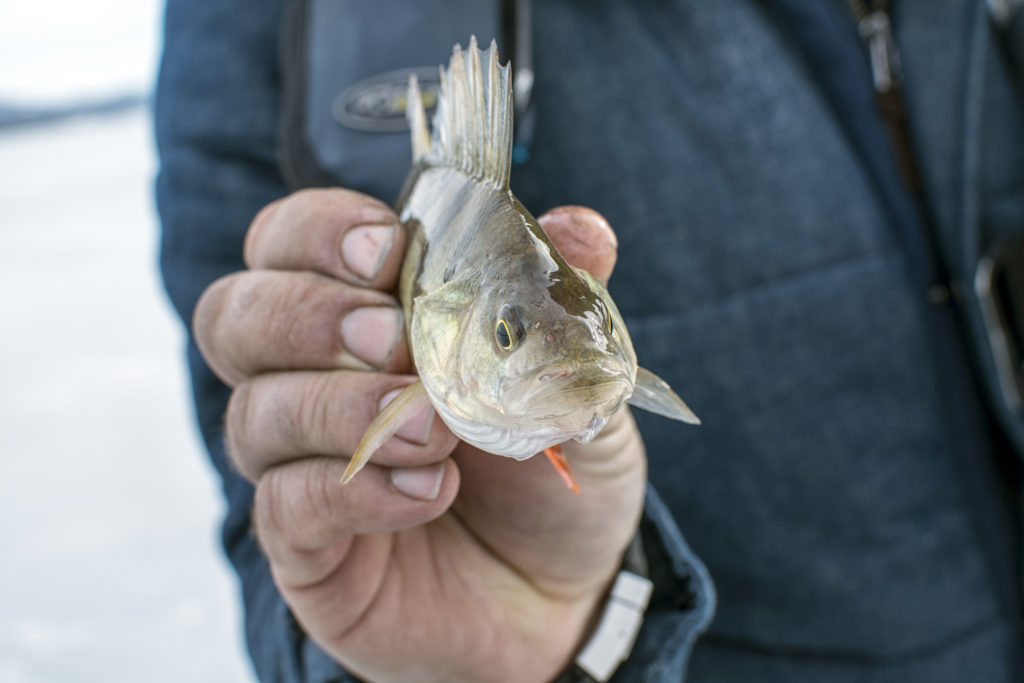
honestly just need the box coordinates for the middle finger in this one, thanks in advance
[194,269,410,386]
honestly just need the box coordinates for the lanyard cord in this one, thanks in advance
[503,0,536,161]
[844,0,923,190]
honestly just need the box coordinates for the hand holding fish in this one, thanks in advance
[193,189,649,682]
[194,39,701,683]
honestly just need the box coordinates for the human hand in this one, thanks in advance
[193,189,647,682]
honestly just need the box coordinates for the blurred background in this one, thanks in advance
[0,2,252,681]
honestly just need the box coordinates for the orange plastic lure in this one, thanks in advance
[543,445,580,494]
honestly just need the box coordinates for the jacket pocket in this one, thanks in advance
[279,0,501,202]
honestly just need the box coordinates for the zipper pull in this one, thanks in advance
[848,1,922,191]
[858,10,902,92]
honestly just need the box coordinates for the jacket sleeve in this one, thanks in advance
[154,1,357,680]
[611,486,716,682]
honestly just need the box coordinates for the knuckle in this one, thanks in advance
[244,186,401,278]
[292,189,336,230]
[224,380,258,480]
[303,458,343,527]
[227,372,331,467]
[286,187,372,230]
[323,186,393,213]
[252,467,289,545]
[253,459,348,556]
[193,274,244,384]
[204,271,346,378]
[289,373,337,452]
[306,187,397,232]
[258,277,303,351]
[271,275,346,359]
[243,198,284,268]
[193,276,228,351]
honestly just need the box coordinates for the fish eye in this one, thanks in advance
[496,319,514,350]
[494,304,522,351]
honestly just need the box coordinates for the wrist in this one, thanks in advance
[551,533,653,682]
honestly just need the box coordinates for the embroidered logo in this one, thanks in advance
[333,67,441,133]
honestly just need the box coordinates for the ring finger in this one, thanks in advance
[226,369,458,482]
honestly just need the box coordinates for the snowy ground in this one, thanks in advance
[0,3,161,106]
[1,3,256,680]
[0,109,252,682]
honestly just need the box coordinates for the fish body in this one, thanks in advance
[399,164,637,458]
[342,39,697,484]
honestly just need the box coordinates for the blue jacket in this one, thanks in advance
[156,0,1024,680]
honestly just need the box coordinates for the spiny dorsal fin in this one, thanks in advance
[406,36,513,189]
[408,73,430,161]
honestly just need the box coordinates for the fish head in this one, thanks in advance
[408,211,640,455]
[443,262,639,447]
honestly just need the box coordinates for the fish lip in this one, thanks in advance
[510,355,630,385]
[500,362,633,421]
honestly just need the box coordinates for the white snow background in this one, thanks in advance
[0,2,253,681]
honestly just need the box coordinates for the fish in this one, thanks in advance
[341,37,699,490]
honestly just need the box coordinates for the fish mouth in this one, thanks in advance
[500,360,633,427]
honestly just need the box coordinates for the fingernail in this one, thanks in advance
[379,388,434,445]
[341,306,402,369]
[390,462,445,501]
[342,225,395,281]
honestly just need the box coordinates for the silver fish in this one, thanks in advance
[342,38,698,487]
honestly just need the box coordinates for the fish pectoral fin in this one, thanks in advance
[414,268,480,312]
[410,270,481,372]
[341,381,431,485]
[628,367,701,425]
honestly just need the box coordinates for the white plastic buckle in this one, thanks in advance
[575,570,654,682]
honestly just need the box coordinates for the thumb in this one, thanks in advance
[537,206,618,284]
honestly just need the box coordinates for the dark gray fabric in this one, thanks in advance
[690,615,1019,682]
[508,2,1018,669]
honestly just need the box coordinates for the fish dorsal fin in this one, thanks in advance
[408,73,431,161]
[407,36,513,189]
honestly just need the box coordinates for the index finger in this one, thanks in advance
[537,205,618,284]
[244,187,407,289]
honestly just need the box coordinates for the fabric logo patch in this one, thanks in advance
[332,67,441,133]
